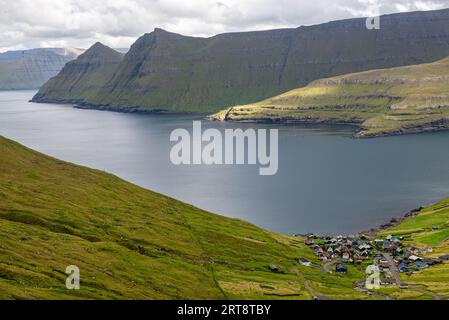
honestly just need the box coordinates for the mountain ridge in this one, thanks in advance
[32,44,124,104]
[0,48,84,90]
[33,8,449,113]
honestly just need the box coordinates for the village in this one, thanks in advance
[297,227,449,287]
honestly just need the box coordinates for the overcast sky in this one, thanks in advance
[0,0,448,52]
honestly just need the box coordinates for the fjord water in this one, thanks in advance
[2,91,449,235]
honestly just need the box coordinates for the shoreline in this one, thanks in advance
[30,98,211,117]
[32,99,449,139]
[25,100,447,238]
[210,116,449,139]
[0,128,442,240]
[293,206,424,239]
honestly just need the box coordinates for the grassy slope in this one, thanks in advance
[0,136,447,300]
[212,57,449,137]
[0,136,365,300]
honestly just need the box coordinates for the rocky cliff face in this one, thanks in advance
[32,43,124,103]
[34,8,449,113]
[0,48,84,90]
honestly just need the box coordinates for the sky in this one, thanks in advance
[0,0,448,52]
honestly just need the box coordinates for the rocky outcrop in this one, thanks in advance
[34,8,449,113]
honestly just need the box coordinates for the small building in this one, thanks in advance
[423,258,438,266]
[358,244,371,251]
[268,265,283,273]
[414,261,428,270]
[398,264,409,273]
[438,255,449,261]
[305,239,315,246]
[299,258,312,267]
[423,247,433,253]
[335,264,347,273]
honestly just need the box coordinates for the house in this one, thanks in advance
[315,247,324,254]
[398,264,409,273]
[268,265,284,273]
[422,258,438,266]
[432,226,440,231]
[358,244,371,251]
[438,255,449,261]
[361,250,370,257]
[335,264,347,273]
[379,259,390,268]
[414,261,428,270]
[408,255,421,262]
[305,239,315,246]
[423,247,433,253]
[299,258,312,267]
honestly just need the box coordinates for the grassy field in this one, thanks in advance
[212,57,449,138]
[0,136,448,299]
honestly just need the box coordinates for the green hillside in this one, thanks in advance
[33,9,449,113]
[0,136,366,300]
[0,135,448,300]
[212,56,449,137]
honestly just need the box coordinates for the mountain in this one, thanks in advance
[0,48,84,90]
[32,43,124,104]
[1,135,448,299]
[212,56,449,138]
[33,8,449,113]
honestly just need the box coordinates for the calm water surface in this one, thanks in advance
[1,90,449,235]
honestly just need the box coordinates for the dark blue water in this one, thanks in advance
[1,90,449,235]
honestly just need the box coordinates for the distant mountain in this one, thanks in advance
[34,8,449,113]
[0,48,84,90]
[33,43,124,104]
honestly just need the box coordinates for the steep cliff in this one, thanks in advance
[34,9,449,113]
[32,43,124,104]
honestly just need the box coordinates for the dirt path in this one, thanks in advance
[354,281,395,300]
[292,269,330,300]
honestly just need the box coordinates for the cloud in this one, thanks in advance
[0,0,448,51]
